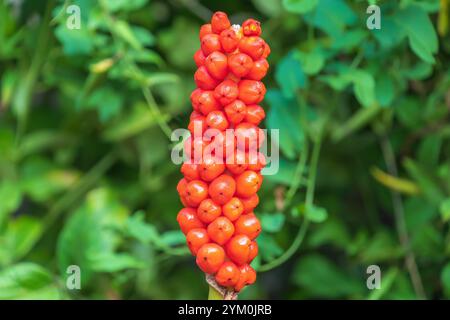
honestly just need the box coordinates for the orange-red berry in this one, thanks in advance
[214,79,239,106]
[186,228,209,255]
[197,198,222,223]
[234,264,256,292]
[228,53,254,78]
[215,261,240,287]
[205,51,228,80]
[177,208,204,234]
[222,197,244,221]
[234,213,261,240]
[208,174,236,205]
[196,243,225,274]
[211,11,231,34]
[207,216,235,245]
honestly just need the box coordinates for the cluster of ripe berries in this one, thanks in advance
[177,12,270,293]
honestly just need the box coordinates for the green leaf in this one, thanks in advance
[304,0,356,37]
[265,90,304,159]
[440,199,450,222]
[0,216,43,264]
[57,188,138,283]
[126,212,160,244]
[275,52,307,98]
[395,97,423,129]
[0,263,60,299]
[283,0,318,14]
[0,179,22,226]
[265,158,302,185]
[260,212,285,233]
[294,49,324,75]
[86,86,124,122]
[372,17,405,48]
[305,204,328,223]
[348,69,376,108]
[375,73,395,107]
[394,5,438,63]
[292,254,364,298]
[113,20,142,50]
[54,24,95,55]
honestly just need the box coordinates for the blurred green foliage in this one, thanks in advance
[0,0,449,299]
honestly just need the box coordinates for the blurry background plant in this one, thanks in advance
[0,0,449,299]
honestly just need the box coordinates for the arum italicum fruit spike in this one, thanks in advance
[177,11,270,297]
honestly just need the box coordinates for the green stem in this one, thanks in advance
[284,137,309,209]
[208,285,223,300]
[259,137,322,272]
[142,86,173,139]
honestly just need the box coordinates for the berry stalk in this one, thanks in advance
[177,11,270,299]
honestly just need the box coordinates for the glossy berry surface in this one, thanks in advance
[178,11,270,294]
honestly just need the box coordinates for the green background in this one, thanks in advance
[0,0,449,299]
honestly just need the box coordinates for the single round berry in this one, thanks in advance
[246,58,269,80]
[262,42,271,59]
[214,79,239,106]
[183,180,209,207]
[194,49,206,67]
[222,197,244,221]
[199,156,225,181]
[206,110,229,131]
[181,163,199,181]
[207,216,235,245]
[190,88,203,111]
[234,213,261,240]
[211,11,231,34]
[201,34,221,56]
[209,131,236,159]
[197,198,222,223]
[238,36,266,60]
[208,174,236,205]
[199,23,213,40]
[215,261,240,287]
[205,51,228,80]
[224,100,247,125]
[194,66,220,90]
[184,137,208,162]
[177,178,188,196]
[177,208,204,234]
[228,53,254,78]
[219,28,238,53]
[245,104,265,125]
[226,234,252,265]
[186,228,209,255]
[238,80,266,104]
[196,243,225,274]
[225,151,248,175]
[242,19,262,36]
[240,194,259,213]
[197,90,220,115]
[234,264,256,292]
[235,170,262,198]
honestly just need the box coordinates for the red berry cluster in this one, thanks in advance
[177,12,270,293]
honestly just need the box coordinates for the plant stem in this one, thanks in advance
[379,136,426,299]
[284,137,309,208]
[208,285,223,300]
[259,137,322,272]
[142,86,173,139]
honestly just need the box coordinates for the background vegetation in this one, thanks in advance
[0,0,449,299]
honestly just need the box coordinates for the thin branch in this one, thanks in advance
[380,136,426,299]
